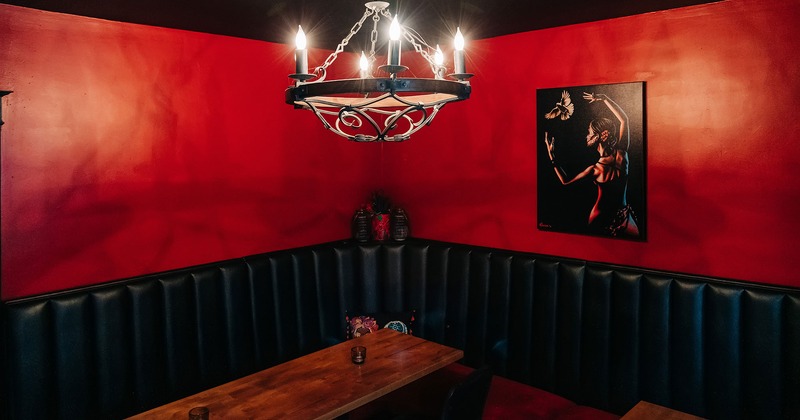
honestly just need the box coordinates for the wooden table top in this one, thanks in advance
[128,329,464,419]
[621,401,706,420]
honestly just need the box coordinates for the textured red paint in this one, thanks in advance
[0,5,382,299]
[382,0,800,288]
[2,0,799,299]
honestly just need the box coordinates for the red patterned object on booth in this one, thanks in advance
[372,213,390,241]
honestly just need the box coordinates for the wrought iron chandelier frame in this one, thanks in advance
[285,1,472,142]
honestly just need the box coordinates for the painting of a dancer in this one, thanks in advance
[537,82,646,240]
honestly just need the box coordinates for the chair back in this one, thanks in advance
[440,366,493,420]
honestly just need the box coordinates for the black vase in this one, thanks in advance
[352,208,371,242]
[390,208,409,241]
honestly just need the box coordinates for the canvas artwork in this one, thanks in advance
[537,82,646,240]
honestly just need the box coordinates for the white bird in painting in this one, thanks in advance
[544,90,574,120]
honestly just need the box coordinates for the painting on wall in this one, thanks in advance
[537,82,646,241]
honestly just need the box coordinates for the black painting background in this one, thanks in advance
[537,82,646,240]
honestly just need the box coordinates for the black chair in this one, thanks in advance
[439,366,493,420]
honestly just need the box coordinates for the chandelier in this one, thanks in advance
[285,1,473,142]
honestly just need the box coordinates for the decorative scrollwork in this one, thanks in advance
[298,89,455,142]
[287,79,469,142]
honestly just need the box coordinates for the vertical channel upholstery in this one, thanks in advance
[3,239,800,419]
[379,241,800,419]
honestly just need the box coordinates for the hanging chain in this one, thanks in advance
[367,12,380,69]
[314,7,374,78]
[311,5,449,80]
[378,8,443,76]
[406,28,442,76]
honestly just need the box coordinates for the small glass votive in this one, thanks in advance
[351,346,367,364]
[189,406,209,420]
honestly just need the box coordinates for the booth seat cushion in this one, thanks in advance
[4,238,799,419]
[484,374,580,419]
[481,367,619,420]
[407,363,619,420]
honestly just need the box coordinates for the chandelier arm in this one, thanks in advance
[311,66,327,83]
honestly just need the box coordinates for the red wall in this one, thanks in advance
[0,5,382,299]
[2,0,799,299]
[382,0,800,288]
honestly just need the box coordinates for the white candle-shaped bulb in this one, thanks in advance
[295,25,308,74]
[295,25,307,50]
[390,15,401,41]
[359,51,370,78]
[387,15,401,66]
[454,28,464,51]
[453,28,466,74]
[434,44,444,66]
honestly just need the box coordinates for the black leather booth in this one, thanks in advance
[3,239,799,419]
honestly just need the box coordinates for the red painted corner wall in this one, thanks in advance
[2,0,799,300]
[381,0,800,288]
[0,5,383,299]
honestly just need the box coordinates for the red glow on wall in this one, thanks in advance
[381,0,800,288]
[2,0,800,299]
[0,5,383,299]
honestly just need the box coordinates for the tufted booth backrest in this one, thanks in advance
[3,239,799,419]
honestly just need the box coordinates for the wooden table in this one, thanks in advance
[622,401,706,420]
[128,329,464,419]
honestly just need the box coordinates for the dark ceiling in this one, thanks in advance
[3,0,717,49]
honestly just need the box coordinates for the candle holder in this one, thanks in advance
[289,73,316,83]
[448,73,474,81]
[351,346,367,364]
[188,406,209,420]
[378,64,408,75]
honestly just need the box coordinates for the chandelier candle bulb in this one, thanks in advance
[388,16,401,66]
[295,26,308,75]
[453,28,465,74]
[434,44,445,79]
[359,51,370,78]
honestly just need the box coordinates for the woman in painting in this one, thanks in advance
[544,92,640,238]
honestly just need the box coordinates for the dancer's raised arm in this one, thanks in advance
[583,92,629,150]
